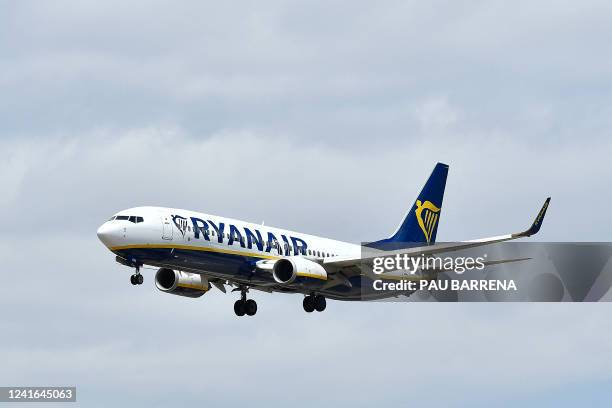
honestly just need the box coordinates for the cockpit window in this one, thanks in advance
[108,216,116,221]
[112,215,144,223]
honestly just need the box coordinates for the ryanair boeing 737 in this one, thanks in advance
[96,163,550,316]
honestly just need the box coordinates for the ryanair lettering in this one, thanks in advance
[182,215,309,254]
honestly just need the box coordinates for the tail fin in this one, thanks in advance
[370,162,448,248]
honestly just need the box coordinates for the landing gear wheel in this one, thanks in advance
[314,295,326,312]
[233,286,256,317]
[234,300,246,316]
[130,273,143,285]
[303,296,315,313]
[245,299,257,316]
[130,265,143,286]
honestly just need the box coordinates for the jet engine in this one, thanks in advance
[272,257,327,284]
[155,268,210,298]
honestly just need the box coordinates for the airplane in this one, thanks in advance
[96,163,550,316]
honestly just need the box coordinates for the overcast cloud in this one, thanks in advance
[2,1,612,407]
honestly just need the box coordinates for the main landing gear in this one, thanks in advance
[234,287,257,317]
[303,294,326,313]
[130,265,143,285]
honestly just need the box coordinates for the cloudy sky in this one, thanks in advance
[2,1,612,406]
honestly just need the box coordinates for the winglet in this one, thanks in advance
[518,197,551,237]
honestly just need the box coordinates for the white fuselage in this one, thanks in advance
[97,206,360,260]
[97,206,363,298]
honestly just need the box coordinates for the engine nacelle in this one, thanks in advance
[272,257,327,284]
[155,268,210,298]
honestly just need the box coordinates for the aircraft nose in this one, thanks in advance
[97,222,118,247]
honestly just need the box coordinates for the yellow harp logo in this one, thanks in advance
[415,200,441,243]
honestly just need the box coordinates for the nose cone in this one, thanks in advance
[97,222,118,248]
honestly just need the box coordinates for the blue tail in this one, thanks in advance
[369,162,448,248]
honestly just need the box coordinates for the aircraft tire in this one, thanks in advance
[314,295,326,312]
[303,296,315,313]
[234,300,246,316]
[245,299,257,316]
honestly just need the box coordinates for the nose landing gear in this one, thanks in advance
[303,294,326,313]
[130,266,143,285]
[233,287,257,317]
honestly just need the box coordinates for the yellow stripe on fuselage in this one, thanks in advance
[110,243,279,260]
[110,243,328,280]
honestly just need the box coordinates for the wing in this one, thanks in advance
[324,197,550,270]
